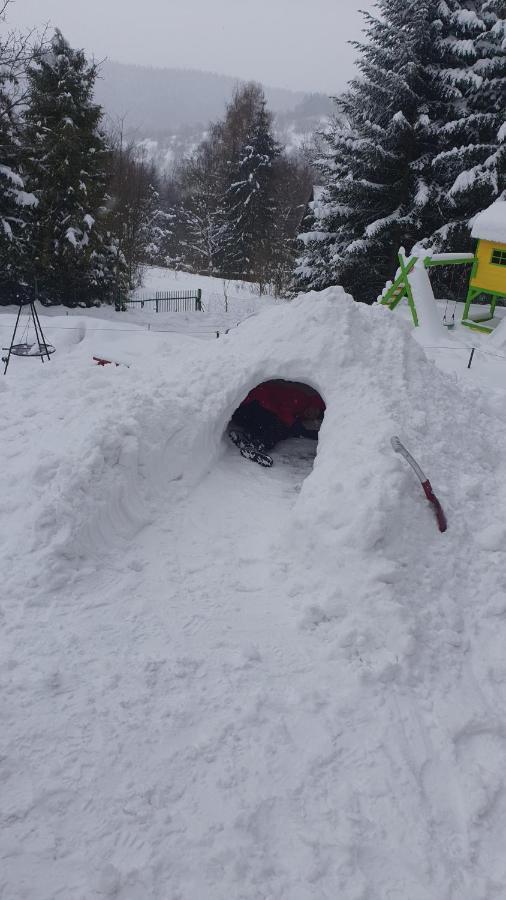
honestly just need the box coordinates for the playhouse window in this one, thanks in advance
[491,249,506,267]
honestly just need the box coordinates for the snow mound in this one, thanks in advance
[3,288,506,898]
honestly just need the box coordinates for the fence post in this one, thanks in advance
[196,289,202,312]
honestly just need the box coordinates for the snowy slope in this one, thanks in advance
[2,290,506,899]
[134,265,282,315]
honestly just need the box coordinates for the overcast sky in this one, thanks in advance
[7,0,374,93]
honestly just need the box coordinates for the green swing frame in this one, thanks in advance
[380,251,474,327]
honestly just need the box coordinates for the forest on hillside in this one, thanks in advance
[0,1,312,306]
[0,0,504,308]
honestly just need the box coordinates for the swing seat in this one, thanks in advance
[2,342,55,357]
[467,313,495,324]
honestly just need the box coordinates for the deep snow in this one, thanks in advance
[3,285,506,899]
[471,200,506,244]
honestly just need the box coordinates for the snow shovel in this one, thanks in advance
[391,436,447,533]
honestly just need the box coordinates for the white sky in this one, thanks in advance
[7,0,374,93]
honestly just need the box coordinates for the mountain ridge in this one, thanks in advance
[94,60,334,172]
[95,60,313,136]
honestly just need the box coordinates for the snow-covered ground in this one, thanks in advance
[0,268,281,345]
[3,276,506,899]
[134,265,283,321]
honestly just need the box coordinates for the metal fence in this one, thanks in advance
[119,290,203,313]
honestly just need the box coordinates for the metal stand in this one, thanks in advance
[2,299,54,374]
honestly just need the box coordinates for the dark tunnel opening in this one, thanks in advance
[226,379,326,468]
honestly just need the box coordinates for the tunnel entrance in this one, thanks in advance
[227,379,325,467]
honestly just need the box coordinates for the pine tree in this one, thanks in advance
[24,31,115,306]
[143,197,178,269]
[221,86,281,289]
[0,11,37,302]
[294,0,505,303]
[294,0,446,302]
[426,0,506,251]
[174,81,310,290]
[294,186,333,293]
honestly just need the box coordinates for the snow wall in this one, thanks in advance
[4,286,505,611]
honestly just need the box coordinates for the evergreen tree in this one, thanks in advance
[174,81,310,291]
[426,0,506,252]
[295,0,446,302]
[295,0,505,303]
[0,8,37,301]
[24,31,115,306]
[221,87,281,288]
[294,186,333,293]
[143,198,178,269]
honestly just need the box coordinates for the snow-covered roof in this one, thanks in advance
[471,200,506,244]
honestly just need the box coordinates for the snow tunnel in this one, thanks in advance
[227,379,326,467]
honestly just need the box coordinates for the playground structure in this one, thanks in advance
[379,200,506,334]
[463,200,506,332]
[379,250,474,327]
[2,296,54,374]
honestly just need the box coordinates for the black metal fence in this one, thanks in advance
[117,289,203,313]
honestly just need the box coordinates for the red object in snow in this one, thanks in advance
[93,356,123,367]
[244,380,325,427]
[421,480,448,534]
[391,436,447,533]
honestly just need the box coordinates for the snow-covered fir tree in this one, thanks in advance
[222,87,281,289]
[172,82,310,292]
[0,11,37,301]
[24,31,115,305]
[294,186,333,292]
[425,0,506,252]
[295,0,505,303]
[143,201,178,269]
[295,0,445,302]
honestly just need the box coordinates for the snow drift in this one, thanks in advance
[3,288,506,899]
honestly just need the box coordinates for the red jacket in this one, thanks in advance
[244,381,325,427]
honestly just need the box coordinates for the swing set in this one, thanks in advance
[2,295,54,374]
[380,201,506,334]
[379,250,475,327]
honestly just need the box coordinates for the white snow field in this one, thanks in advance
[3,285,506,899]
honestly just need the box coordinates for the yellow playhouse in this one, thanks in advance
[463,199,506,332]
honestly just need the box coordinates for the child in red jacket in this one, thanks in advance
[229,380,325,466]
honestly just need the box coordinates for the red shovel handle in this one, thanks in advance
[391,437,447,534]
[422,480,447,533]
